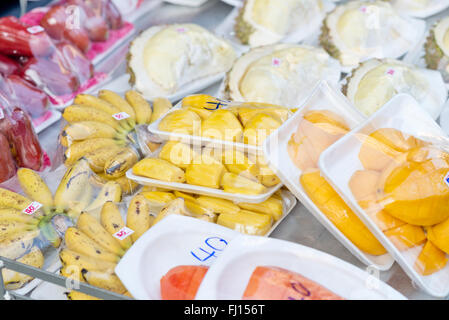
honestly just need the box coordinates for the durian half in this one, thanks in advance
[343,58,447,119]
[223,44,341,108]
[425,16,449,81]
[391,0,449,18]
[127,24,237,99]
[320,1,425,67]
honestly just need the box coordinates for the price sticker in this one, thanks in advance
[360,6,367,13]
[27,26,44,34]
[444,172,449,187]
[272,58,281,67]
[113,227,134,240]
[112,112,130,120]
[23,201,43,215]
[176,27,187,33]
[0,108,4,120]
[386,69,395,76]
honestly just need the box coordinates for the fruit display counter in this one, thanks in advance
[3,0,449,301]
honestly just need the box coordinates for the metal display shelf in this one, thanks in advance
[1,0,447,300]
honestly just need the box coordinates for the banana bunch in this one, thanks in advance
[62,195,157,300]
[60,90,172,195]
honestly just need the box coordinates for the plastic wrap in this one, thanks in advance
[319,94,449,297]
[391,0,449,18]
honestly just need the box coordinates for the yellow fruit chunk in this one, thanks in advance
[237,105,290,126]
[414,240,448,276]
[221,172,267,195]
[184,106,212,120]
[181,94,225,110]
[427,218,449,254]
[238,196,283,221]
[359,200,405,232]
[173,191,197,202]
[257,164,280,187]
[185,155,226,189]
[384,224,426,251]
[195,196,240,215]
[243,113,281,146]
[300,169,386,255]
[159,141,193,169]
[141,191,176,204]
[349,170,380,202]
[184,200,217,222]
[158,109,201,135]
[222,149,259,181]
[288,110,348,171]
[217,210,272,236]
[133,159,185,183]
[201,110,243,142]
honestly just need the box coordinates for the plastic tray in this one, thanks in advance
[263,81,394,271]
[32,109,62,134]
[319,93,449,297]
[195,235,406,300]
[163,0,210,6]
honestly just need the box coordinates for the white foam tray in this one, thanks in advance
[195,235,407,300]
[319,93,449,298]
[33,109,62,134]
[263,81,394,271]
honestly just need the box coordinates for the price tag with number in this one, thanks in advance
[113,227,134,240]
[27,26,44,34]
[272,58,281,67]
[23,201,43,215]
[112,112,130,121]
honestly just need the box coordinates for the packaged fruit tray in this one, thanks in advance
[147,95,294,155]
[32,109,62,134]
[263,81,395,271]
[319,94,449,297]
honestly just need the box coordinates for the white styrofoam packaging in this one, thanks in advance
[163,0,210,6]
[115,215,239,300]
[195,235,406,300]
[318,93,449,297]
[33,109,62,134]
[263,81,394,270]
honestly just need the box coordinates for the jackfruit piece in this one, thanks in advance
[184,106,213,120]
[384,224,426,251]
[221,172,267,195]
[159,141,194,169]
[238,196,283,221]
[173,191,197,202]
[195,196,241,215]
[243,113,282,145]
[185,155,226,189]
[133,158,186,183]
[184,200,217,222]
[158,109,201,135]
[414,240,448,276]
[236,104,290,126]
[257,164,281,187]
[181,94,226,110]
[140,191,176,205]
[222,148,260,181]
[217,210,273,236]
[201,109,243,142]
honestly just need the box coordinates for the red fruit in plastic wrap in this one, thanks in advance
[66,0,110,42]
[85,16,109,42]
[0,131,16,183]
[6,75,48,118]
[0,16,53,57]
[104,0,123,30]
[0,54,20,76]
[8,107,42,170]
[21,55,80,97]
[40,4,91,53]
[56,42,93,85]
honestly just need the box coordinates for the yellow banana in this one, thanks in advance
[0,230,39,260]
[67,291,100,300]
[100,202,132,251]
[69,183,93,220]
[152,198,190,226]
[60,249,117,273]
[54,159,91,212]
[82,270,127,294]
[127,194,152,243]
[0,208,39,225]
[94,173,138,196]
[98,90,136,122]
[0,188,34,213]
[64,138,122,166]
[74,94,121,116]
[77,212,125,257]
[2,246,44,290]
[64,227,120,263]
[60,265,84,283]
[17,168,53,215]
[150,97,172,123]
[0,220,36,241]
[62,121,119,144]
[104,147,139,179]
[84,182,122,220]
[63,105,121,130]
[125,90,152,124]
[84,145,126,173]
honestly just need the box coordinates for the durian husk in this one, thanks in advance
[234,2,255,45]
[424,28,445,71]
[319,20,341,62]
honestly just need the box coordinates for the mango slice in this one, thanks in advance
[349,170,380,202]
[201,110,243,142]
[158,109,201,135]
[159,141,194,169]
[133,158,185,183]
[221,172,267,195]
[217,210,272,236]
[414,240,448,276]
[384,224,426,251]
[300,169,386,256]
[427,218,449,255]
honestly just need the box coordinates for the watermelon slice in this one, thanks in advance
[243,266,344,300]
[160,265,209,300]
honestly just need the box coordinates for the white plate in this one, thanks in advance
[319,93,449,298]
[115,215,239,300]
[33,109,62,134]
[195,235,406,300]
[263,81,395,271]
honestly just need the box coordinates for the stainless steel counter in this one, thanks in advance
[36,0,441,300]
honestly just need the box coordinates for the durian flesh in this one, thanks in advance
[425,16,449,81]
[128,24,237,98]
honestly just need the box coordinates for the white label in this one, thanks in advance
[0,108,4,120]
[27,26,44,34]
[445,172,449,187]
[272,58,281,67]
[113,227,134,240]
[23,201,43,215]
[112,112,130,120]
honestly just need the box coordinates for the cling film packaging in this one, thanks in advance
[263,81,394,270]
[319,93,449,297]
[148,94,295,155]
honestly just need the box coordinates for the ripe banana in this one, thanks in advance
[150,97,172,123]
[74,94,121,116]
[152,198,190,226]
[98,89,136,122]
[60,249,117,273]
[84,145,126,173]
[54,159,91,212]
[0,188,34,213]
[63,105,122,130]
[2,246,44,289]
[0,208,39,225]
[17,168,53,215]
[60,265,84,283]
[62,121,119,143]
[0,229,39,260]
[84,182,122,220]
[66,291,100,300]
[77,212,125,257]
[100,202,132,251]
[126,194,152,243]
[125,90,152,124]
[104,147,139,179]
[69,182,93,218]
[82,270,127,294]
[64,138,123,166]
[64,227,120,263]
[0,220,36,241]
